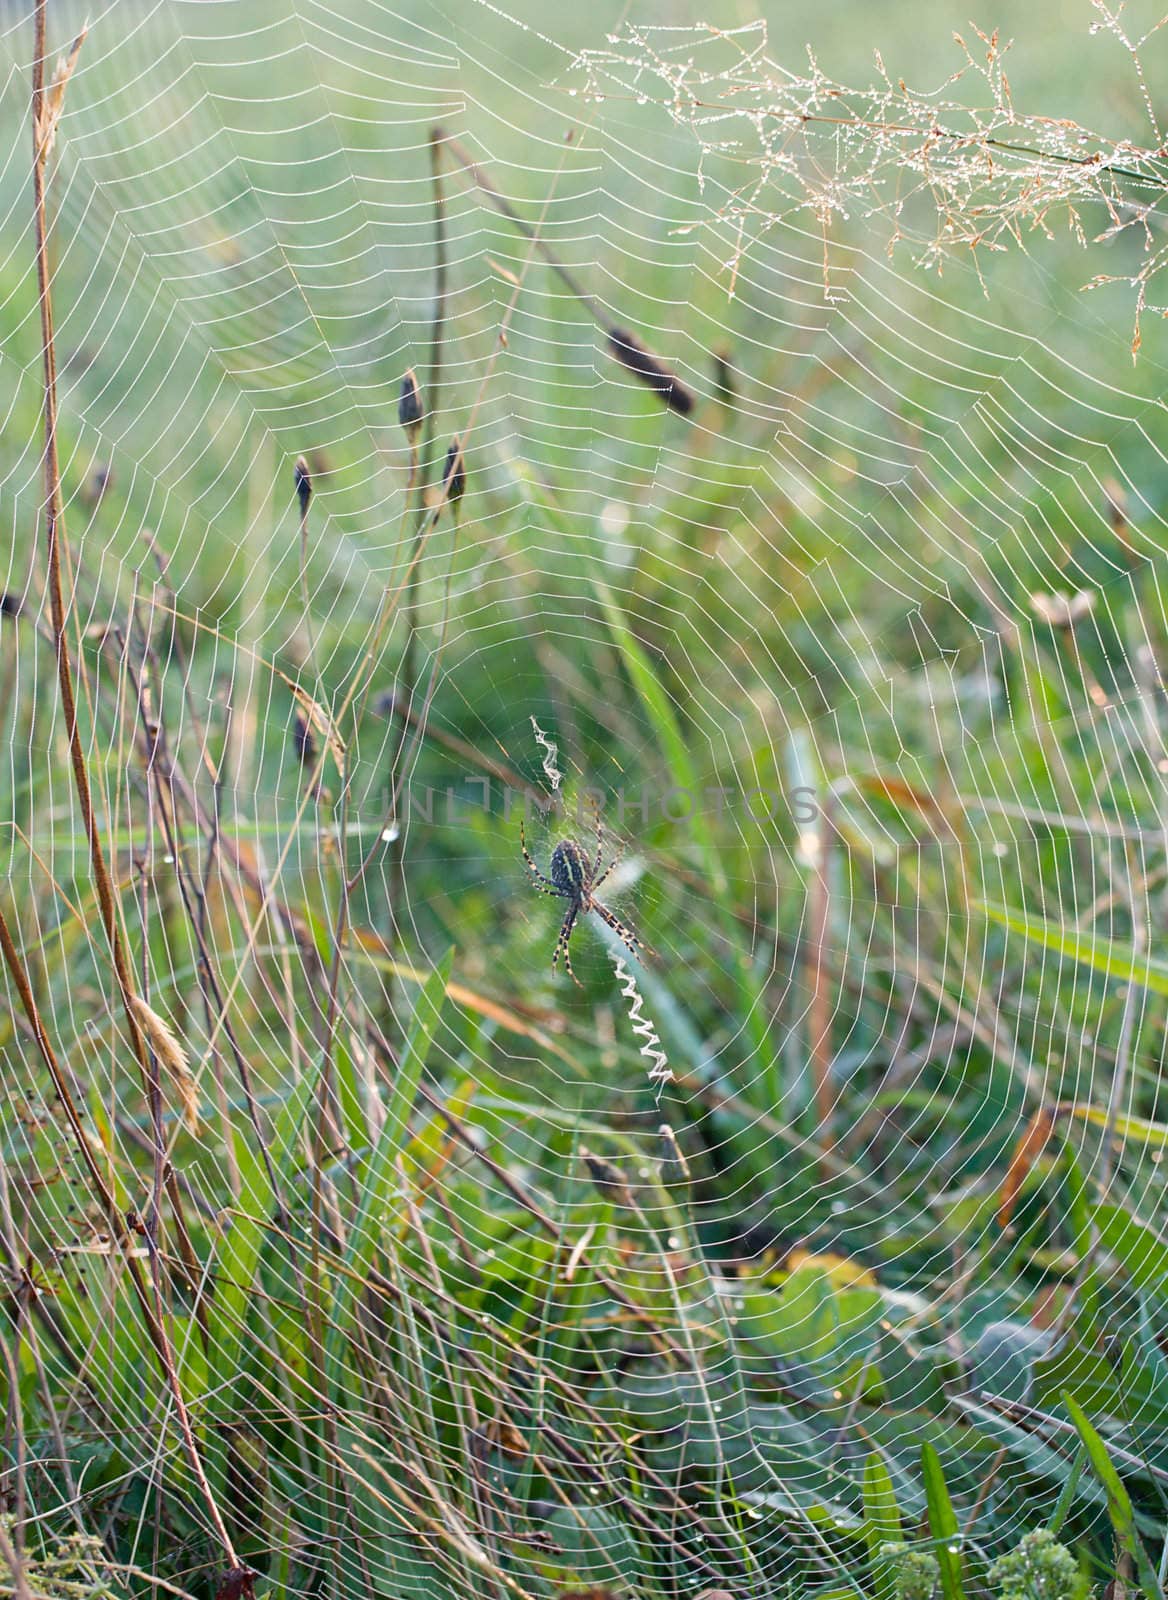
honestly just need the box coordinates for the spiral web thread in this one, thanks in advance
[0,1,1167,1597]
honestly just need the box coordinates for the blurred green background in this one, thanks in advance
[3,2,1168,1597]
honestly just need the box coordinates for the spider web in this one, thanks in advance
[2,0,1168,1596]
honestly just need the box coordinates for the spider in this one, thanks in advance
[520,812,646,985]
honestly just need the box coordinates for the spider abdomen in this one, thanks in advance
[549,839,589,898]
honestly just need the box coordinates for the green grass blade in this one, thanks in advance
[203,1052,327,1498]
[978,901,1168,997]
[1063,1391,1162,1599]
[325,950,453,1386]
[921,1441,966,1600]
[591,574,782,1101]
[863,1452,903,1600]
[591,572,722,883]
[1049,1449,1085,1536]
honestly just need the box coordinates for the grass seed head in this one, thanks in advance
[35,23,89,162]
[293,454,312,518]
[711,348,736,408]
[398,368,424,441]
[292,711,316,765]
[80,461,113,509]
[442,434,467,509]
[128,995,199,1134]
[607,326,695,415]
[582,1147,627,1201]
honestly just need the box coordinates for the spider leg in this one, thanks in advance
[591,899,649,962]
[591,841,623,894]
[551,903,583,987]
[591,805,605,882]
[519,818,558,892]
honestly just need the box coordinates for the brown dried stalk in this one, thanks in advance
[31,2,151,1085]
[434,127,696,410]
[25,2,240,1574]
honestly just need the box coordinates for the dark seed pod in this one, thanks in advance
[711,347,736,408]
[398,368,424,441]
[582,1147,627,1202]
[291,712,316,765]
[607,326,695,416]
[81,462,113,509]
[293,455,312,517]
[0,593,22,619]
[442,435,466,508]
